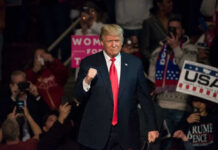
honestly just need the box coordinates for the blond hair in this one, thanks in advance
[100,24,124,43]
[2,118,20,141]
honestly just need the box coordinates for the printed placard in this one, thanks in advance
[176,60,218,103]
[71,35,103,68]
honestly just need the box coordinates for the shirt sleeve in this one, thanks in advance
[83,79,91,92]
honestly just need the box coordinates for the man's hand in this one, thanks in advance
[148,130,159,143]
[187,113,200,124]
[7,107,23,119]
[84,68,97,85]
[198,49,209,60]
[173,130,188,141]
[58,103,72,124]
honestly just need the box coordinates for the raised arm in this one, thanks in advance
[23,106,42,139]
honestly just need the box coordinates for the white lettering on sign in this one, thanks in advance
[87,49,102,54]
[72,38,82,45]
[72,37,101,46]
[93,38,101,46]
[74,57,81,65]
[185,71,218,88]
[84,38,91,46]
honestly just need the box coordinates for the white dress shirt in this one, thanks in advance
[83,51,121,92]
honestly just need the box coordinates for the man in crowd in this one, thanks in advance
[0,70,48,141]
[148,15,198,134]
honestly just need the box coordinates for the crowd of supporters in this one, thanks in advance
[1,0,218,150]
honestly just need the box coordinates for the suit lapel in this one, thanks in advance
[118,53,128,99]
[97,52,113,101]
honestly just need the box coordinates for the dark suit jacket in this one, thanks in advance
[75,51,157,149]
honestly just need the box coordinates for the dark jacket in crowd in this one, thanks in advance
[38,120,80,150]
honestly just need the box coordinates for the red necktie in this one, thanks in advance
[109,58,119,126]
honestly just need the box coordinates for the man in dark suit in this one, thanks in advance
[0,70,49,140]
[75,24,159,150]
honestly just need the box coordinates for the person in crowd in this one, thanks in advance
[148,15,198,134]
[75,24,159,150]
[37,103,80,150]
[140,0,173,72]
[115,0,153,38]
[74,1,104,36]
[180,96,218,150]
[41,110,59,133]
[25,48,68,110]
[0,70,48,141]
[200,0,218,37]
[197,0,218,51]
[0,106,41,150]
[121,35,141,58]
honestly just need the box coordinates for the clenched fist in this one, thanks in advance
[84,68,97,85]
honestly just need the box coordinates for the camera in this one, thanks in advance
[18,81,30,91]
[168,26,177,38]
[16,100,24,113]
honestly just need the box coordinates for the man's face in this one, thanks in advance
[101,35,122,58]
[43,115,57,132]
[168,21,184,39]
[10,74,26,94]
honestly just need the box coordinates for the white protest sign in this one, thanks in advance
[176,60,218,103]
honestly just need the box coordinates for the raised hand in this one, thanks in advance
[148,130,159,143]
[84,68,97,85]
[58,103,72,124]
